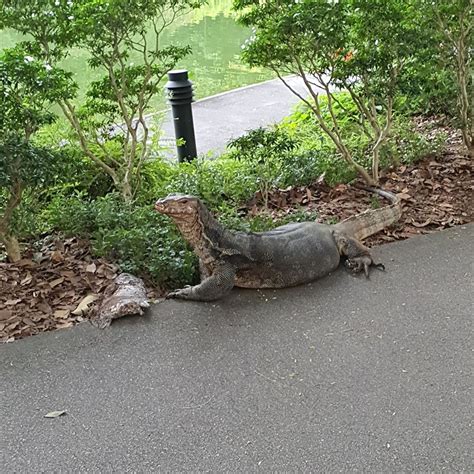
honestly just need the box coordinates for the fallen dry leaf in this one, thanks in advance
[412,218,432,228]
[0,309,13,320]
[16,259,36,268]
[37,302,52,314]
[5,299,21,306]
[49,277,65,288]
[21,274,33,286]
[71,294,99,316]
[53,309,70,319]
[44,410,67,418]
[55,321,74,329]
[50,250,64,263]
[85,263,97,273]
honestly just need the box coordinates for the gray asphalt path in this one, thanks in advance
[158,76,309,156]
[2,225,473,472]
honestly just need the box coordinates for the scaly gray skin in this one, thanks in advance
[155,188,401,301]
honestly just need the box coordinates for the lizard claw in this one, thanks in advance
[345,257,385,278]
[372,262,385,271]
[166,286,193,300]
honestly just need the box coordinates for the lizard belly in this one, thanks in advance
[234,227,341,288]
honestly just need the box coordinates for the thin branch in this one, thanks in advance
[344,81,379,135]
[278,62,374,184]
[59,100,119,181]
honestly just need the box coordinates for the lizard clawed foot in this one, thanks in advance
[345,258,385,278]
[166,285,193,300]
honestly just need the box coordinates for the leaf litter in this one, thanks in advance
[0,237,121,342]
[245,120,472,247]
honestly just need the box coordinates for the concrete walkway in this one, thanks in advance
[159,76,309,156]
[2,225,473,471]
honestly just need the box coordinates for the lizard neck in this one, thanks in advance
[171,202,228,255]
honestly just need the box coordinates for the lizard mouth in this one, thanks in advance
[154,200,166,213]
[154,201,179,216]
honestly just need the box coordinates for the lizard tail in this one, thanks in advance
[334,186,401,241]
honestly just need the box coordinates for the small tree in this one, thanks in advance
[234,0,422,185]
[0,47,73,261]
[2,0,204,201]
[426,0,472,154]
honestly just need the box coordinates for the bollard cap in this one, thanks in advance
[166,69,193,89]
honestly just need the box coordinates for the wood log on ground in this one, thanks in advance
[89,273,150,329]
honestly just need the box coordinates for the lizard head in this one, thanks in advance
[155,194,201,220]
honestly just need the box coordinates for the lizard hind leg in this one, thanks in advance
[333,231,384,278]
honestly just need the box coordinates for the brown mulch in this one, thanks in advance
[0,237,123,342]
[1,236,162,342]
[246,132,472,247]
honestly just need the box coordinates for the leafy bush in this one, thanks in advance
[381,116,446,166]
[91,196,197,286]
[161,126,353,212]
[0,45,75,261]
[164,158,258,209]
[398,62,458,117]
[227,127,297,207]
[417,0,473,151]
[281,93,368,149]
[279,94,443,174]
[234,0,425,185]
[42,192,197,287]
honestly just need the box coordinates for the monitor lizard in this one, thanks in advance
[155,187,401,301]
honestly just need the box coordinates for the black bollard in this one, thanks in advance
[165,69,197,162]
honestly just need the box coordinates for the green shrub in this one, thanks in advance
[226,127,297,207]
[280,94,370,152]
[41,192,197,287]
[41,191,98,237]
[381,116,445,166]
[92,195,197,286]
[398,65,458,117]
[280,93,443,177]
[164,158,258,209]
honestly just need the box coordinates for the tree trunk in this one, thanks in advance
[120,179,133,203]
[352,160,377,186]
[1,233,21,263]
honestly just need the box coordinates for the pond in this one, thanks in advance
[0,0,273,111]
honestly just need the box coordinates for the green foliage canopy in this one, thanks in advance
[233,0,425,184]
[1,0,206,201]
[0,46,74,260]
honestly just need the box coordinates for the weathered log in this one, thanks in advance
[89,273,150,329]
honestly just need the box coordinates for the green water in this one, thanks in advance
[0,0,273,110]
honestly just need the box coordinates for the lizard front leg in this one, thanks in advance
[199,258,211,280]
[167,262,236,301]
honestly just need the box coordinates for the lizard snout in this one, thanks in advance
[154,199,166,212]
